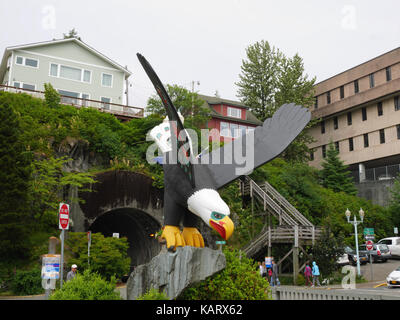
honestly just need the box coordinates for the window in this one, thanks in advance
[327,91,331,104]
[314,96,318,109]
[333,116,338,130]
[102,73,113,87]
[81,93,90,107]
[60,65,82,81]
[347,112,352,125]
[50,63,91,83]
[15,56,38,68]
[395,96,400,111]
[83,70,91,83]
[309,149,314,161]
[340,86,344,99]
[50,63,58,77]
[349,138,354,151]
[379,129,385,144]
[364,133,369,148]
[58,89,80,105]
[369,73,375,88]
[386,66,392,81]
[321,120,325,134]
[335,141,340,152]
[397,125,400,140]
[322,145,327,158]
[230,123,239,138]
[354,79,359,93]
[362,107,367,121]
[227,107,242,119]
[220,122,230,137]
[377,102,383,116]
[13,81,36,91]
[101,97,111,110]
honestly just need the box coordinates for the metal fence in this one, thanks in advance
[352,164,400,184]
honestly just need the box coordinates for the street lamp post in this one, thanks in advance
[345,208,364,277]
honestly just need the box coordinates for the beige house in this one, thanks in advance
[308,47,400,185]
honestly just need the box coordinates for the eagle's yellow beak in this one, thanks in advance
[210,215,234,240]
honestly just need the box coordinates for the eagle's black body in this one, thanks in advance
[137,53,311,240]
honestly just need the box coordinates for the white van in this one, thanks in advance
[377,237,400,258]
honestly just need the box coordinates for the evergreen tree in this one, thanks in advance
[0,101,33,262]
[236,40,316,162]
[320,142,357,195]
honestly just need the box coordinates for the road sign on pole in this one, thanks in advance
[366,240,373,251]
[59,203,70,230]
[365,240,374,281]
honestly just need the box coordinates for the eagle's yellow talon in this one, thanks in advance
[181,227,205,248]
[161,225,185,250]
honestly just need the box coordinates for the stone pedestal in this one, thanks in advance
[126,246,226,300]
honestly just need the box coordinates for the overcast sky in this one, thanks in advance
[1,1,400,109]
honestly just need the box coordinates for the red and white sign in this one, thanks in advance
[366,240,374,251]
[59,203,70,230]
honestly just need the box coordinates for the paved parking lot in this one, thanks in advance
[358,257,400,282]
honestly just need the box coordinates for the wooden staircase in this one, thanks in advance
[239,176,322,263]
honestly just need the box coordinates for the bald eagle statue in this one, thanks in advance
[137,53,311,251]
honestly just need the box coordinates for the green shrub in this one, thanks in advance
[44,83,60,108]
[66,232,130,281]
[11,267,43,296]
[50,269,121,300]
[136,287,169,300]
[179,248,271,300]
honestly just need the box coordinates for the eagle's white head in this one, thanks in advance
[187,189,234,240]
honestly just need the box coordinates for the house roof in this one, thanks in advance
[198,94,262,126]
[0,37,132,81]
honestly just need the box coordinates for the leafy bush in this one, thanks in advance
[44,83,60,108]
[11,267,43,296]
[65,232,130,281]
[178,248,271,300]
[50,269,121,300]
[136,288,169,300]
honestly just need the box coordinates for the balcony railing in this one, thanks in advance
[351,163,400,183]
[0,84,144,119]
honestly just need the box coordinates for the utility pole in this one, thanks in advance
[191,80,200,114]
[125,65,131,107]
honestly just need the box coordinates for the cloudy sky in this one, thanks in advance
[1,1,399,109]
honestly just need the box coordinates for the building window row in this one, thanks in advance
[315,66,393,109]
[220,122,254,138]
[318,125,400,159]
[16,56,39,68]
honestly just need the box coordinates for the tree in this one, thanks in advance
[0,101,33,262]
[236,40,316,162]
[146,84,209,128]
[63,28,82,41]
[320,142,357,195]
[388,175,400,228]
[311,227,345,278]
[44,83,60,108]
[236,40,283,121]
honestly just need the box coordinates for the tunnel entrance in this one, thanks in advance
[89,208,162,272]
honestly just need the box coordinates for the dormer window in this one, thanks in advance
[227,107,241,119]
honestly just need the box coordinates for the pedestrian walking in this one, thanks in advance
[260,261,267,280]
[270,259,280,287]
[66,264,78,282]
[311,261,321,287]
[304,262,312,287]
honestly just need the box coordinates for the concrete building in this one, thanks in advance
[308,48,400,205]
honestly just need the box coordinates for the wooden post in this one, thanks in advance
[293,225,299,285]
[268,225,272,256]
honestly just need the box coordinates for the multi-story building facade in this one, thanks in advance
[308,48,400,205]
[0,38,142,120]
[198,94,262,142]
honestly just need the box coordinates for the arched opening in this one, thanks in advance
[89,208,162,272]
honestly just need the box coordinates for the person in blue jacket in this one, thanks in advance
[311,261,321,287]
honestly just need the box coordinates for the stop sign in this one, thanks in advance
[59,203,69,230]
[366,240,373,251]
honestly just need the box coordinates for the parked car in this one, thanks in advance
[377,237,400,258]
[386,265,400,288]
[359,243,391,263]
[337,246,351,265]
[346,247,369,266]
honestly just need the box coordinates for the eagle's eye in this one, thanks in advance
[211,212,225,221]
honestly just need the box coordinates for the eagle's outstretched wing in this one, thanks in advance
[137,53,196,187]
[200,103,311,190]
